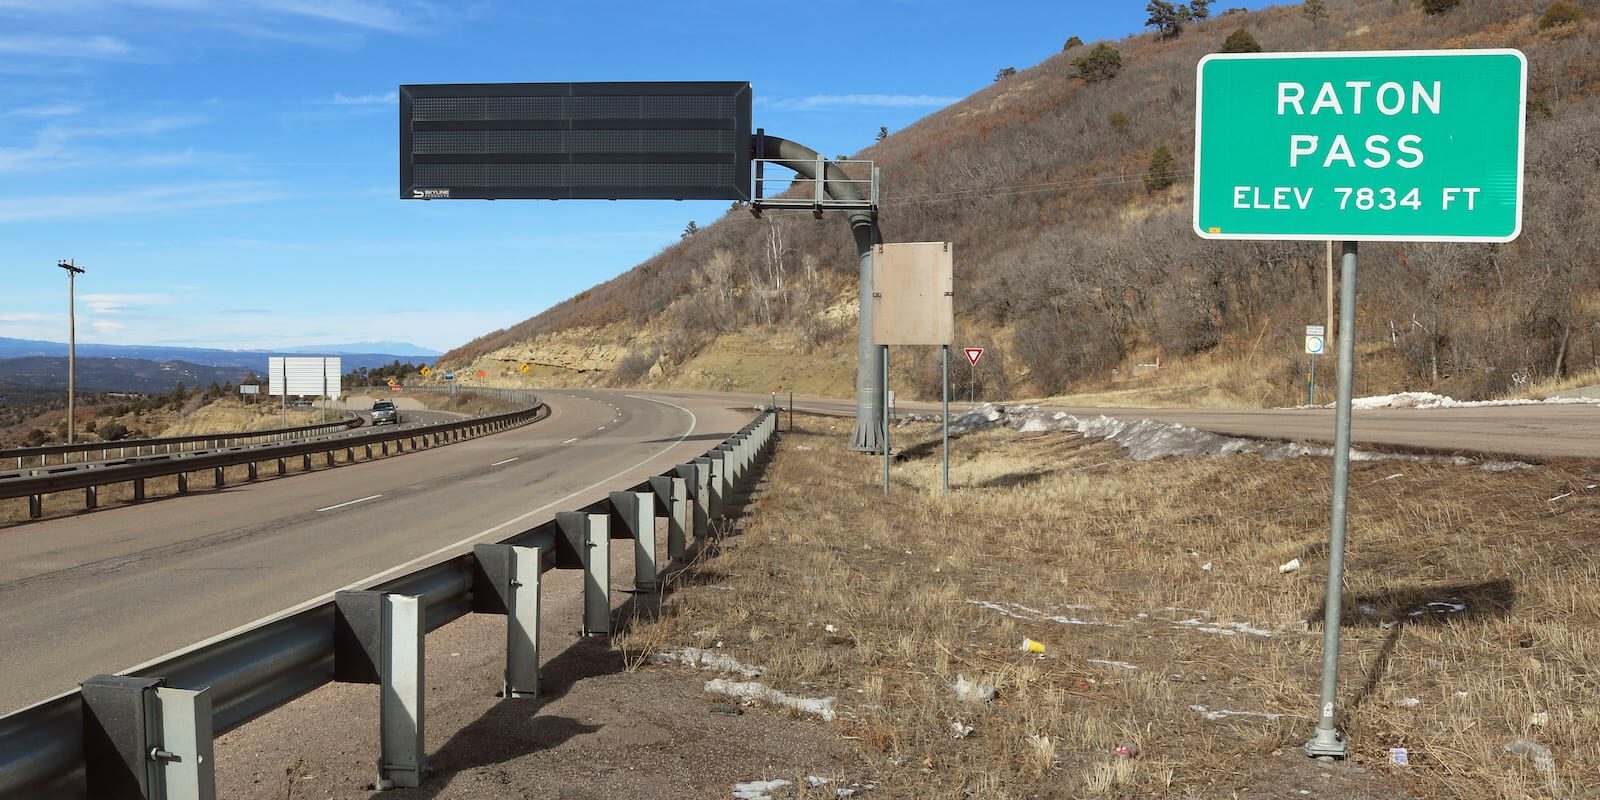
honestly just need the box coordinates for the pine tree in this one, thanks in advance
[1074,43,1124,83]
[1302,0,1329,27]
[1221,27,1262,52]
[1145,145,1178,192]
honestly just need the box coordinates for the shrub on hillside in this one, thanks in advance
[1146,145,1178,192]
[1062,35,1083,50]
[1539,0,1582,29]
[1221,27,1262,52]
[100,421,129,441]
[1421,0,1461,15]
[25,428,46,447]
[610,347,659,386]
[1073,43,1123,82]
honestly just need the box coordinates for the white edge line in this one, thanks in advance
[490,457,519,466]
[113,393,703,680]
[562,437,579,444]
[315,494,382,513]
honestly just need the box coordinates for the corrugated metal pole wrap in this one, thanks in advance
[756,135,884,454]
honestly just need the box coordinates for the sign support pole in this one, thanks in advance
[881,346,890,494]
[942,345,950,496]
[1307,240,1358,759]
[1308,353,1316,406]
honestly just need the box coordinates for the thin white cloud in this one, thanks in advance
[9,102,86,117]
[0,181,279,222]
[759,94,960,111]
[0,34,132,58]
[332,90,398,105]
[0,311,52,323]
[254,0,416,32]
[91,320,126,332]
[81,293,175,314]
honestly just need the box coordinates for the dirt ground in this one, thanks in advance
[208,412,1599,799]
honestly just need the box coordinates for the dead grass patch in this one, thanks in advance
[629,414,1600,798]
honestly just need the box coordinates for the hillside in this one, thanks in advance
[439,0,1600,408]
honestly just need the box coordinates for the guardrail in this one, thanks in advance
[0,401,544,521]
[0,407,779,798]
[1,416,362,470]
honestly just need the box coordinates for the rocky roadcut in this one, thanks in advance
[626,414,1599,799]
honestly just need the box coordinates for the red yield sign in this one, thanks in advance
[963,347,984,367]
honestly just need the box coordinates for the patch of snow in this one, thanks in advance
[1348,391,1600,410]
[1189,704,1286,722]
[706,679,836,721]
[946,402,1539,469]
[651,647,764,677]
[807,776,832,788]
[733,778,792,799]
[951,719,975,738]
[1395,697,1421,708]
[1173,618,1276,638]
[966,599,1030,619]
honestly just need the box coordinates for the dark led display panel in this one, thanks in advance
[400,82,752,201]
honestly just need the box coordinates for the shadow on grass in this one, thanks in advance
[376,451,775,798]
[974,469,1055,489]
[1304,578,1515,628]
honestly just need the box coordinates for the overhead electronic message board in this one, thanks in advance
[1193,50,1525,242]
[400,81,752,201]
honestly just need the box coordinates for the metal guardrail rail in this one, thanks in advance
[1,417,362,470]
[0,407,778,798]
[0,400,545,520]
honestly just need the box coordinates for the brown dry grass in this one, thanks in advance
[625,414,1600,798]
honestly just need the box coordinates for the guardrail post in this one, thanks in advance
[610,491,658,592]
[650,475,688,560]
[134,479,146,502]
[682,462,710,540]
[276,458,286,476]
[472,544,544,698]
[334,591,426,789]
[301,454,312,471]
[81,675,216,799]
[381,442,389,457]
[708,450,730,511]
[213,467,224,488]
[28,494,41,519]
[365,444,373,460]
[558,512,610,636]
[85,485,97,511]
[177,473,189,495]
[247,463,258,482]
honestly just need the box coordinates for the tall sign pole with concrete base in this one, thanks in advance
[1195,49,1525,759]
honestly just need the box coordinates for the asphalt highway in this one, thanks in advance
[0,390,752,714]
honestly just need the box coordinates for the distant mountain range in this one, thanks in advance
[0,338,441,395]
[0,337,439,371]
[0,357,259,395]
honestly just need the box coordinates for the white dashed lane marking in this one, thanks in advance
[317,494,382,512]
[491,457,518,466]
[562,438,579,444]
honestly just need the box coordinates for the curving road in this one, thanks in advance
[0,390,752,714]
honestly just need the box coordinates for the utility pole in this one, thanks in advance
[57,259,85,444]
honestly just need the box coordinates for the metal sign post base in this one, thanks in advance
[1306,240,1359,759]
[1305,727,1349,759]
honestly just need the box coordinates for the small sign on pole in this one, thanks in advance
[1305,325,1326,355]
[963,347,984,366]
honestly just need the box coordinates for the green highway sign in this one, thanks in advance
[1194,50,1525,242]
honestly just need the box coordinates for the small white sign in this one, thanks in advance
[1305,336,1326,355]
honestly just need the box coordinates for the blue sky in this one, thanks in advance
[0,0,1275,353]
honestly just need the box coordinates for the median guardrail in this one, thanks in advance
[0,407,779,798]
[0,400,544,520]
[1,416,362,470]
